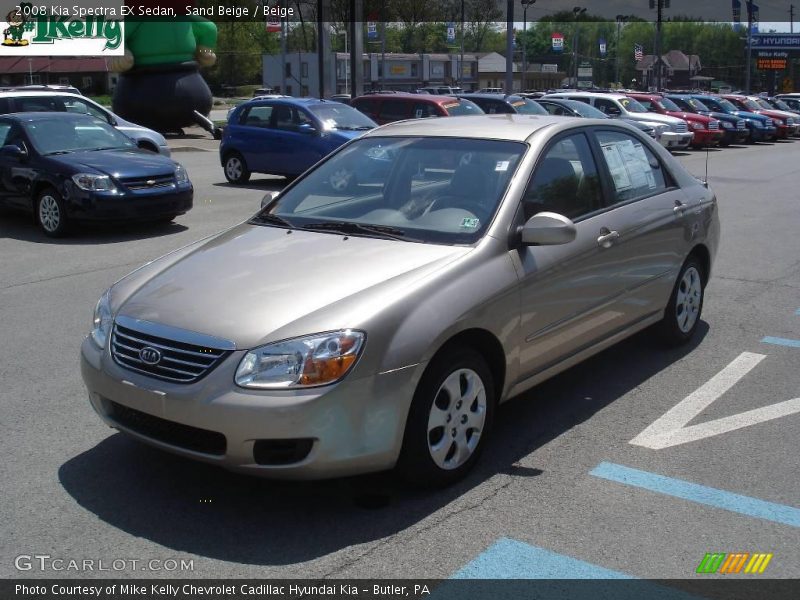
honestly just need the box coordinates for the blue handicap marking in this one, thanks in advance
[761,336,800,348]
[591,462,800,528]
[441,538,705,600]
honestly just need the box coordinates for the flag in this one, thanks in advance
[634,43,644,62]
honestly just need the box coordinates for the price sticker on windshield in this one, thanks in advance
[460,217,480,229]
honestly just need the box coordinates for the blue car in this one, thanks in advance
[690,95,776,143]
[0,112,192,236]
[220,97,377,185]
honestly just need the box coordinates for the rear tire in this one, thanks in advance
[397,347,495,487]
[659,256,705,345]
[223,152,250,184]
[36,187,69,237]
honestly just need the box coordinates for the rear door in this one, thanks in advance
[0,120,32,209]
[233,103,274,172]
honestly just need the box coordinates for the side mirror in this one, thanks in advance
[520,212,577,246]
[297,123,317,135]
[0,144,26,160]
[261,190,279,209]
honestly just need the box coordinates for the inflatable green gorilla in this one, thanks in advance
[111,16,219,136]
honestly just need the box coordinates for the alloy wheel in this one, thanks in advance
[38,194,61,233]
[675,266,702,333]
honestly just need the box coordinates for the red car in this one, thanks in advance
[351,93,483,125]
[721,95,794,139]
[627,93,723,148]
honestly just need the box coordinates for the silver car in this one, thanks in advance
[81,115,719,485]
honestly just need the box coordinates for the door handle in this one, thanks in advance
[597,229,620,248]
[673,200,687,215]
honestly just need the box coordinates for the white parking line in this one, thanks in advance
[631,352,800,449]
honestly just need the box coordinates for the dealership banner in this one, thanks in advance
[0,1,124,55]
[552,32,564,52]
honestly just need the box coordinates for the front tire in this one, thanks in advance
[659,257,705,345]
[397,347,495,487]
[36,187,69,237]
[223,152,250,184]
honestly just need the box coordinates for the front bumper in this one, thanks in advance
[66,187,193,221]
[658,131,694,149]
[748,126,774,142]
[690,130,723,147]
[80,337,420,479]
[719,128,748,144]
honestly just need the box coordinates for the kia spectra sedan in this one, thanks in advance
[81,115,719,486]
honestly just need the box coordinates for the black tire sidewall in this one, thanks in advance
[661,257,705,345]
[36,187,68,237]
[224,152,250,184]
[397,347,495,487]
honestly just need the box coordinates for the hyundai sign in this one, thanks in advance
[750,34,800,50]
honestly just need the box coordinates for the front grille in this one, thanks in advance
[708,120,719,130]
[736,119,746,130]
[787,117,795,126]
[110,401,226,455]
[674,121,688,133]
[765,118,774,127]
[120,174,175,191]
[111,322,230,383]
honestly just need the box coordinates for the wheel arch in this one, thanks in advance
[687,243,711,284]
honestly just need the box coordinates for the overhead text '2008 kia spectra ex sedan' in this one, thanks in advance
[81,115,719,486]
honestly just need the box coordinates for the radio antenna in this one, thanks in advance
[703,145,710,188]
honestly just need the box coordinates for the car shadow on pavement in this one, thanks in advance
[0,210,188,244]
[212,179,290,193]
[58,322,708,566]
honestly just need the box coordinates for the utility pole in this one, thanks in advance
[459,0,465,88]
[791,4,795,33]
[615,15,627,86]
[573,6,586,87]
[505,0,514,93]
[521,0,536,93]
[745,0,754,93]
[653,0,665,90]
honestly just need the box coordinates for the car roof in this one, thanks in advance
[353,93,461,105]
[361,114,614,142]
[546,91,627,100]
[459,93,523,101]
[0,111,104,123]
[0,90,88,99]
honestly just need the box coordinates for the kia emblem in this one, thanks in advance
[139,346,161,365]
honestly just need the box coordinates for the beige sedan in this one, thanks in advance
[81,115,719,486]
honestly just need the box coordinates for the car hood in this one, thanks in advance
[115,223,471,349]
[624,112,683,125]
[58,149,176,178]
[703,111,740,124]
[665,111,713,124]
[728,110,771,123]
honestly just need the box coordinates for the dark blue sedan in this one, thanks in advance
[0,112,192,236]
[220,97,377,187]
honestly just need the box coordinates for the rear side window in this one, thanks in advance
[14,96,66,112]
[240,105,272,127]
[353,98,378,118]
[522,132,603,221]
[595,131,667,204]
[61,97,109,122]
[481,101,508,114]
[412,102,438,118]
[0,121,11,145]
[380,99,411,121]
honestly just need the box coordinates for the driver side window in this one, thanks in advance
[522,132,603,221]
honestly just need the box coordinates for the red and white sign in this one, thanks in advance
[266,21,281,33]
[552,32,564,52]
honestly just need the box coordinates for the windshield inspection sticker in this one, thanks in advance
[461,217,480,229]
[495,160,510,171]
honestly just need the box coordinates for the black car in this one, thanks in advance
[456,93,548,115]
[0,113,192,236]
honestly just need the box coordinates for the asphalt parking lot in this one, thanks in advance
[1,135,798,582]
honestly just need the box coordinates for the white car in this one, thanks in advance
[543,91,694,150]
[0,90,170,156]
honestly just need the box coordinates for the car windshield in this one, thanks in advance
[24,117,136,155]
[510,98,547,115]
[715,98,739,112]
[686,98,710,112]
[772,99,792,110]
[564,101,608,118]
[442,99,484,116]
[658,97,682,111]
[741,99,762,111]
[254,136,526,245]
[619,97,648,113]
[308,104,376,130]
[755,99,774,110]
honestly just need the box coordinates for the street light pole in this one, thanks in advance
[521,0,536,94]
[572,6,586,88]
[615,15,627,86]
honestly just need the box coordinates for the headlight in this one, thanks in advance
[690,121,705,130]
[721,121,733,129]
[235,330,365,389]
[175,164,189,184]
[773,118,784,126]
[750,120,763,128]
[91,290,112,349]
[72,173,114,191]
